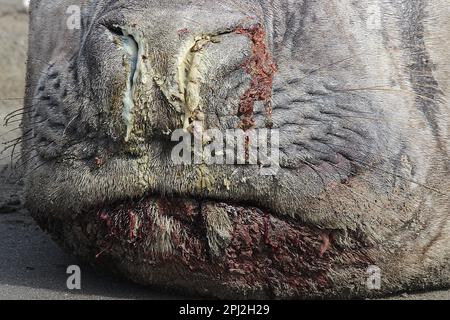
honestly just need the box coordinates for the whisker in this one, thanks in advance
[3,107,28,119]
[289,137,444,196]
[1,131,33,154]
[329,86,442,110]
[0,97,26,101]
[316,140,445,195]
[351,156,444,195]
[4,110,34,126]
[0,125,25,140]
[301,158,386,210]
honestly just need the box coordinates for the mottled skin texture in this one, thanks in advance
[22,0,449,298]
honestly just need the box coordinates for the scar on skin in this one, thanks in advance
[236,24,277,131]
[178,35,213,131]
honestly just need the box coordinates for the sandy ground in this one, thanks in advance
[0,0,449,300]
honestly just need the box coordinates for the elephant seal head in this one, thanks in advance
[22,0,449,298]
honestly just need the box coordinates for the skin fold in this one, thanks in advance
[21,0,449,298]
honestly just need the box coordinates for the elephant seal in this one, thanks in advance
[21,0,449,298]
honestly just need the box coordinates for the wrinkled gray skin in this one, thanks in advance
[23,0,449,298]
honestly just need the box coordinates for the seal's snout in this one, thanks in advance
[92,11,269,143]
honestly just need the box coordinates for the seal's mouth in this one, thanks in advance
[93,192,345,296]
[97,195,257,259]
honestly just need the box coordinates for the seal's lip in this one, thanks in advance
[96,192,275,223]
[94,191,327,259]
[94,191,286,246]
[95,193,267,261]
[90,190,355,299]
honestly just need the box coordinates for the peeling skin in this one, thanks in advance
[195,165,214,192]
[117,32,217,139]
[178,36,212,130]
[112,26,146,142]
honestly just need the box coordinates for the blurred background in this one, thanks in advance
[0,0,28,168]
[0,0,447,300]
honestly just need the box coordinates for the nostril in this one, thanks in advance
[103,23,141,142]
[104,24,126,37]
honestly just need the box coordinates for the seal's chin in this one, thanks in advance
[94,192,334,288]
